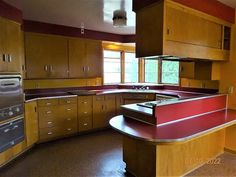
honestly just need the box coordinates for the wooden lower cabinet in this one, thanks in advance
[116,94,123,115]
[92,94,117,129]
[78,96,93,132]
[25,101,38,147]
[37,97,78,142]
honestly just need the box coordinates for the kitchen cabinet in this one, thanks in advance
[135,0,231,60]
[179,61,213,80]
[122,93,156,104]
[116,94,123,115]
[93,95,116,129]
[37,97,78,142]
[180,78,219,89]
[78,96,93,132]
[0,17,21,73]
[25,101,38,147]
[25,33,68,79]
[68,38,102,78]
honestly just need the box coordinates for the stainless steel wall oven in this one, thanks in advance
[0,75,24,153]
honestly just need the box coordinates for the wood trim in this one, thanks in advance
[133,0,235,24]
[224,148,236,155]
[0,0,22,24]
[102,42,135,52]
[138,58,145,82]
[121,51,125,83]
[23,20,136,43]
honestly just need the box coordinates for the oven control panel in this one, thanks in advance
[0,104,23,122]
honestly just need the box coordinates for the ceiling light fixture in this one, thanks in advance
[113,10,127,27]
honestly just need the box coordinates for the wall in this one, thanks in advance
[220,12,236,109]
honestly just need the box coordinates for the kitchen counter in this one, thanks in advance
[25,88,207,102]
[110,109,236,144]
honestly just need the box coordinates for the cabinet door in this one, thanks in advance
[93,96,106,129]
[166,5,222,49]
[105,95,116,125]
[86,40,103,78]
[25,101,38,147]
[4,19,21,72]
[116,94,123,115]
[25,33,68,79]
[179,62,195,79]
[0,18,7,72]
[68,38,86,78]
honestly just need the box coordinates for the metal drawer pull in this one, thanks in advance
[11,141,15,145]
[67,118,71,121]
[84,112,87,114]
[47,132,53,135]
[83,123,88,126]
[66,101,71,103]
[67,108,71,111]
[46,111,52,114]
[46,102,51,105]
[12,125,18,129]
[67,128,72,131]
[8,54,12,62]
[47,121,52,124]
[4,129,10,133]
[83,101,87,104]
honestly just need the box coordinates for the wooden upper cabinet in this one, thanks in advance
[135,0,231,60]
[86,40,103,78]
[68,38,102,78]
[0,18,21,73]
[68,38,86,78]
[166,5,223,49]
[25,33,68,79]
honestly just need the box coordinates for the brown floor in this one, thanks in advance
[0,129,236,177]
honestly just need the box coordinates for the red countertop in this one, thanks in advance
[109,109,236,144]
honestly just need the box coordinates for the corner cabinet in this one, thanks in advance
[25,33,69,79]
[68,38,102,78]
[0,17,21,73]
[135,0,232,60]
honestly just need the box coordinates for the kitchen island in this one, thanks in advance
[110,94,236,177]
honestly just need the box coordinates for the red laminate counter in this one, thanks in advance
[110,109,236,144]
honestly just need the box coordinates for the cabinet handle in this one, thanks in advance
[83,101,87,104]
[83,123,88,126]
[44,65,48,71]
[46,111,52,114]
[66,101,71,104]
[67,128,72,131]
[67,118,71,121]
[83,66,86,72]
[84,111,87,114]
[2,54,6,62]
[4,128,10,133]
[67,108,71,111]
[50,65,53,72]
[167,28,170,35]
[7,54,12,62]
[34,106,37,113]
[47,121,52,124]
[46,102,51,105]
[87,66,90,72]
[47,132,53,135]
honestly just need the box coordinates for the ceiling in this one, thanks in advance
[4,0,236,35]
[5,0,135,35]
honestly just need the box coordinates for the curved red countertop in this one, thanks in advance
[109,109,236,144]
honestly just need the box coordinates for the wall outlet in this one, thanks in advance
[228,86,234,94]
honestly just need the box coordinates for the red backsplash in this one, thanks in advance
[155,95,227,125]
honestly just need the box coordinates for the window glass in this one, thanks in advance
[145,60,158,83]
[103,50,121,84]
[124,52,138,83]
[161,61,179,84]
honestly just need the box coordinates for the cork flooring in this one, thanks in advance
[0,129,236,177]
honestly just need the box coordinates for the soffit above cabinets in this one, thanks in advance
[4,0,135,35]
[218,0,236,9]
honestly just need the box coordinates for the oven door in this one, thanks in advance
[0,75,23,121]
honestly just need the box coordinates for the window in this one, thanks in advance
[124,52,138,83]
[103,50,121,84]
[145,60,158,83]
[161,60,179,84]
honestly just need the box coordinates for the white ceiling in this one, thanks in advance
[5,0,135,35]
[4,0,236,35]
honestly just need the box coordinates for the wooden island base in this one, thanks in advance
[123,130,225,177]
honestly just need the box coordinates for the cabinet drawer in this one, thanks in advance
[105,94,116,100]
[79,116,92,132]
[62,116,77,126]
[78,96,93,103]
[78,107,92,117]
[93,95,104,101]
[39,127,60,141]
[63,124,77,135]
[38,107,58,119]
[38,99,58,107]
[39,119,57,128]
[59,97,77,105]
[60,105,77,117]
